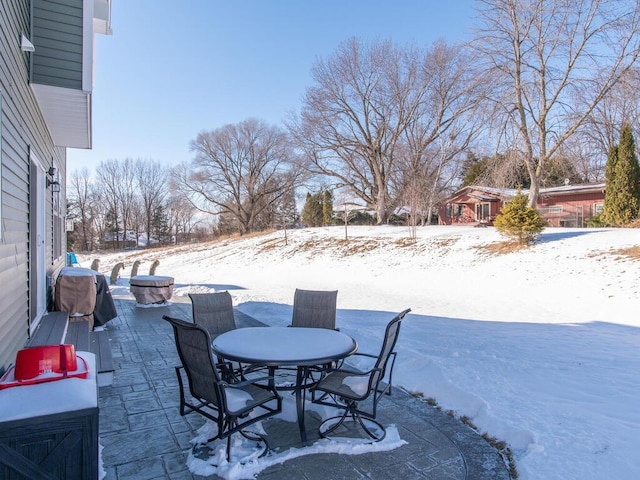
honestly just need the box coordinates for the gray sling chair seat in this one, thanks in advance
[163,315,282,461]
[310,308,411,442]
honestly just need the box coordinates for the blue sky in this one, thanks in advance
[68,0,475,174]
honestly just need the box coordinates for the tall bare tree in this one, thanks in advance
[289,38,417,224]
[165,194,198,244]
[289,37,482,224]
[68,168,96,251]
[134,158,167,247]
[180,118,299,235]
[96,160,123,248]
[473,0,640,206]
[574,68,640,180]
[399,40,485,225]
[118,158,137,247]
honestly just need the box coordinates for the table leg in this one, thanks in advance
[296,366,308,445]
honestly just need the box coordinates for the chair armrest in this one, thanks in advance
[326,365,383,377]
[351,352,377,360]
[221,375,277,390]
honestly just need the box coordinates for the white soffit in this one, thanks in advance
[31,83,92,149]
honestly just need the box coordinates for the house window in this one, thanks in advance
[593,203,604,216]
[476,203,490,220]
[548,205,563,213]
[454,204,464,217]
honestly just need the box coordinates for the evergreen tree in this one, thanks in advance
[151,204,170,245]
[461,157,489,187]
[322,189,334,226]
[493,192,546,245]
[601,144,619,225]
[301,192,323,226]
[103,208,119,249]
[602,124,640,225]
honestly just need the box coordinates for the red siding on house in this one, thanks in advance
[438,188,506,225]
[537,191,604,227]
[438,184,605,227]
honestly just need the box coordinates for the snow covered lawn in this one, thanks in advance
[92,225,640,480]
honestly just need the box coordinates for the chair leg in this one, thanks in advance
[318,403,386,442]
[386,351,397,396]
[354,413,386,441]
[222,419,270,462]
[175,366,187,416]
[239,430,271,458]
[319,408,351,437]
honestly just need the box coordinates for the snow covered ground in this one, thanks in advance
[89,225,640,480]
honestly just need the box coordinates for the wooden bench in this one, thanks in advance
[27,312,114,386]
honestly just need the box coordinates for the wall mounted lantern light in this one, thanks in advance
[46,166,60,193]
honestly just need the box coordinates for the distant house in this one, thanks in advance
[438,183,606,228]
[0,1,112,372]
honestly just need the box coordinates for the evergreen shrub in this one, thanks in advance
[493,192,546,245]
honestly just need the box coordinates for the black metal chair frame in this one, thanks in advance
[311,308,411,442]
[163,315,282,461]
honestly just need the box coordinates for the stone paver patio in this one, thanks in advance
[98,296,511,479]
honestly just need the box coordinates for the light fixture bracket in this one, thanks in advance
[20,34,35,53]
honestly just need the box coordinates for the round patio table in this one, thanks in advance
[212,326,358,444]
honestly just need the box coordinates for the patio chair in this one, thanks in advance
[162,315,282,461]
[276,288,339,386]
[291,288,338,330]
[189,291,245,379]
[189,291,236,339]
[310,308,411,442]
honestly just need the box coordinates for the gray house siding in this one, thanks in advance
[0,0,66,373]
[31,0,84,89]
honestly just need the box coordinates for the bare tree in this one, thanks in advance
[574,68,640,180]
[288,38,417,224]
[118,158,137,247]
[68,168,96,252]
[473,0,640,206]
[91,185,107,249]
[96,160,123,248]
[399,41,485,227]
[289,37,482,224]
[180,118,300,235]
[130,198,144,247]
[166,194,198,244]
[134,158,167,247]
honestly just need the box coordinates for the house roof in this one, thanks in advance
[444,186,517,204]
[442,183,606,205]
[538,183,606,196]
